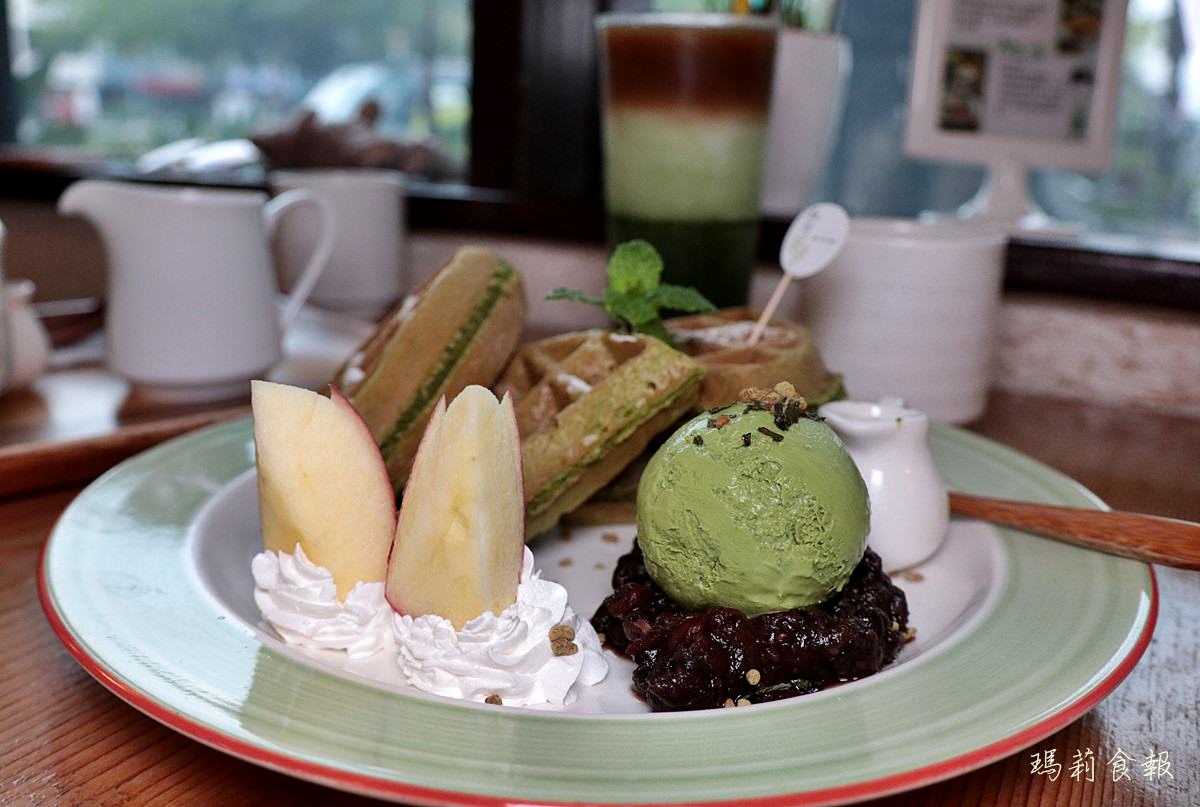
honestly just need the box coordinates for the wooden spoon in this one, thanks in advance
[950,492,1200,570]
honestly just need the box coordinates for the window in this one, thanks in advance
[2,0,1199,251]
[823,0,1200,243]
[6,0,471,178]
[1033,0,1200,240]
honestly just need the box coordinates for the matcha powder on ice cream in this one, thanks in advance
[636,393,870,616]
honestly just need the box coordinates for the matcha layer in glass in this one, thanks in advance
[597,15,776,308]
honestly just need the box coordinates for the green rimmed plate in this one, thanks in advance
[39,419,1155,805]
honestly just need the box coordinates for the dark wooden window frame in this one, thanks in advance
[1,0,1197,312]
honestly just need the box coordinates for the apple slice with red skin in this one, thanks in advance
[386,385,525,629]
[252,380,396,600]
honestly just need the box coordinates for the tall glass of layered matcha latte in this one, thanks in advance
[597,14,777,307]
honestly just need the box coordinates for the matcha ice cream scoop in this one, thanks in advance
[637,396,869,615]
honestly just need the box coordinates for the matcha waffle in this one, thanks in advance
[666,307,844,410]
[332,247,526,492]
[564,310,844,526]
[496,331,703,536]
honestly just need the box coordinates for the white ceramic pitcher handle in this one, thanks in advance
[264,188,335,332]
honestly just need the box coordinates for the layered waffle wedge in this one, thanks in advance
[496,331,703,536]
[666,307,844,410]
[562,310,844,526]
[332,247,525,491]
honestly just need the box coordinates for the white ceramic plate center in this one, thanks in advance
[189,469,1007,716]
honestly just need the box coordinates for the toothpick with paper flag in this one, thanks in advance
[747,203,850,346]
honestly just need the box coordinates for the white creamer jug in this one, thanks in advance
[58,180,334,401]
[821,398,949,571]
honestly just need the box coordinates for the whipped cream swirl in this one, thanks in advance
[252,545,393,659]
[392,547,608,706]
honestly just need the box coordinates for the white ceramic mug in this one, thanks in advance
[58,180,335,402]
[761,29,852,217]
[270,169,406,320]
[799,218,1007,423]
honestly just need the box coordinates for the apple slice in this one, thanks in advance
[386,385,524,628]
[252,380,396,600]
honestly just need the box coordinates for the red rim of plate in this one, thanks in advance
[38,528,1158,807]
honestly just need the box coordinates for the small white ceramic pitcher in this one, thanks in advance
[1,219,54,393]
[0,218,9,393]
[59,180,335,401]
[2,279,52,391]
[821,398,949,571]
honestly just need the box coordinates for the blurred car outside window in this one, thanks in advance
[6,0,471,179]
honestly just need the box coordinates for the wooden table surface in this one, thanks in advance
[1,390,1196,806]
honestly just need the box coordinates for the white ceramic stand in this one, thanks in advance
[925,158,1082,239]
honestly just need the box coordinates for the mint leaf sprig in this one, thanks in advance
[547,240,716,346]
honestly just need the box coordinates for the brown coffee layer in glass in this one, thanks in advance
[600,23,776,115]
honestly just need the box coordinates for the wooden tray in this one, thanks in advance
[0,307,372,498]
